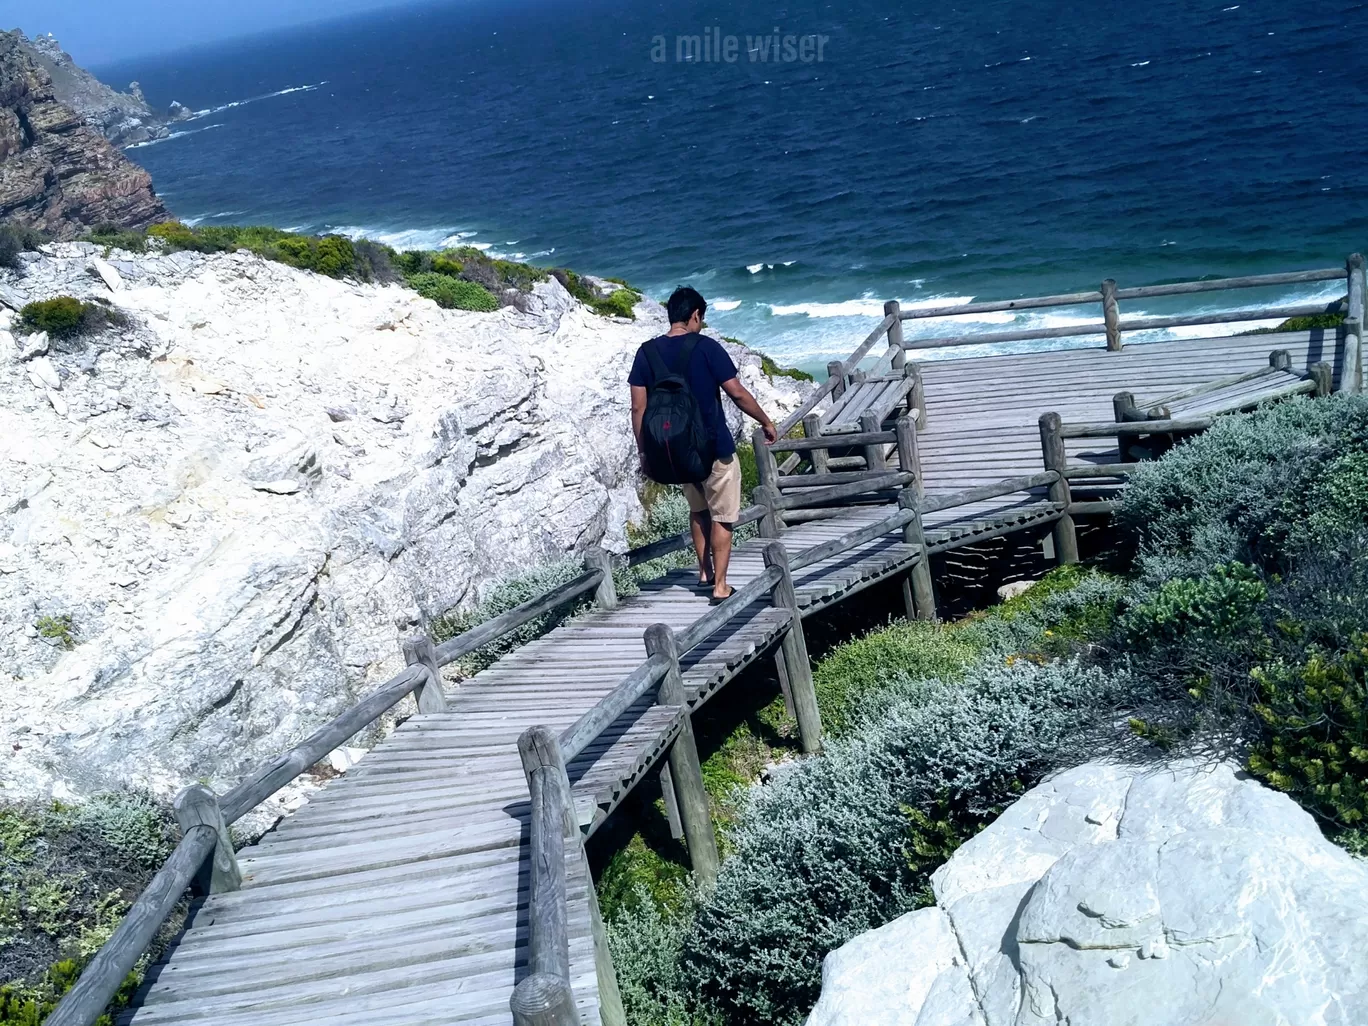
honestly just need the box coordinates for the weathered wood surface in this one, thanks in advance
[912,329,1347,491]
[124,507,937,1026]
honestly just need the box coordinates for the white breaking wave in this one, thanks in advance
[126,124,224,148]
[769,296,888,318]
[185,82,328,121]
[747,263,767,274]
[713,299,743,311]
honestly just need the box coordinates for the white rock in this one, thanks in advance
[88,432,113,449]
[28,355,60,389]
[807,907,982,1026]
[807,760,1368,1026]
[46,389,67,417]
[996,579,1036,602]
[90,257,125,292]
[18,330,48,360]
[0,247,812,801]
[251,479,301,495]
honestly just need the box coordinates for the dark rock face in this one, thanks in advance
[16,31,174,147]
[0,32,169,239]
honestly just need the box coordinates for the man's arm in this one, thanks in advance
[721,377,779,444]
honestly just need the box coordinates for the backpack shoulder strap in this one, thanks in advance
[643,338,672,384]
[675,335,699,376]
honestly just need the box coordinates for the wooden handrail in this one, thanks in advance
[917,471,1060,516]
[775,312,898,437]
[789,507,917,572]
[434,569,603,666]
[45,826,219,1026]
[776,471,912,511]
[559,655,670,762]
[220,664,428,822]
[675,565,783,653]
[1061,417,1214,439]
[771,429,896,453]
[625,504,766,567]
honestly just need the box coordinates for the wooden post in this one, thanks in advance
[1038,413,1079,564]
[1310,361,1333,396]
[909,363,927,428]
[583,549,618,611]
[763,542,823,753]
[402,636,448,714]
[1101,278,1121,351]
[755,484,783,538]
[827,360,848,401]
[1112,391,1139,463]
[886,300,906,371]
[898,488,936,621]
[518,726,626,1026]
[658,762,684,840]
[1269,348,1292,372]
[643,624,719,888]
[510,974,578,1026]
[172,785,241,895]
[894,413,923,499]
[803,413,830,475]
[1346,253,1365,394]
[859,410,887,471]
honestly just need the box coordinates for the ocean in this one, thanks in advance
[95,0,1368,372]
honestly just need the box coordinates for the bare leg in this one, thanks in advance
[711,522,734,599]
[690,510,714,584]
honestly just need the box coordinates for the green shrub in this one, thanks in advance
[552,267,640,319]
[0,793,176,1022]
[1117,394,1368,580]
[0,225,43,269]
[85,224,147,254]
[19,298,84,339]
[1241,304,1347,334]
[34,614,76,650]
[1248,638,1368,828]
[431,558,591,673]
[1123,562,1267,647]
[406,271,500,312]
[608,887,721,1026]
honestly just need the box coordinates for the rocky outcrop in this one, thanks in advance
[807,760,1368,1026]
[11,31,184,147]
[0,244,810,806]
[0,33,169,239]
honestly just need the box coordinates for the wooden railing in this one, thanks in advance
[898,264,1354,355]
[47,556,621,1026]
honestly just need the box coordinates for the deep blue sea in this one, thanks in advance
[96,0,1368,370]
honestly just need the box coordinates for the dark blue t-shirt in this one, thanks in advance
[629,333,739,459]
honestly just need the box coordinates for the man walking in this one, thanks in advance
[630,287,779,604]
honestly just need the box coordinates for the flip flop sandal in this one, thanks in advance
[708,587,736,606]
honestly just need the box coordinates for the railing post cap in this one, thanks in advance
[761,540,790,567]
[518,724,560,753]
[643,622,677,651]
[884,299,901,315]
[1349,252,1364,271]
[1039,411,1062,428]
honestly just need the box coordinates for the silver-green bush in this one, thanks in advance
[676,657,1139,1025]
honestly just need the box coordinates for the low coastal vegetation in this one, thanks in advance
[605,392,1368,1026]
[17,296,125,340]
[0,793,178,1025]
[722,338,814,384]
[77,222,642,317]
[0,225,44,270]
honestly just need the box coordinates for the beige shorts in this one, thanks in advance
[683,455,742,524]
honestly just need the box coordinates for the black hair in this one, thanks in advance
[666,286,707,326]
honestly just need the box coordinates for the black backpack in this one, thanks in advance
[640,337,715,485]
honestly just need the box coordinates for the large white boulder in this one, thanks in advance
[0,245,809,806]
[807,760,1368,1026]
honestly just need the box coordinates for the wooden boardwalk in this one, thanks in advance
[56,260,1358,1026]
[125,502,1008,1026]
[913,328,1343,490]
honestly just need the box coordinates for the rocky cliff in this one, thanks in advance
[11,31,185,147]
[0,33,169,239]
[0,243,809,808]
